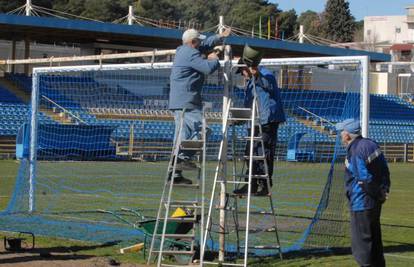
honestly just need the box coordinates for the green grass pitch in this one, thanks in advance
[0,160,413,266]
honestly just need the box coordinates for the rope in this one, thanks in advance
[7,5,25,14]
[32,4,103,22]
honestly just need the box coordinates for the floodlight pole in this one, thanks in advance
[127,5,134,25]
[25,0,32,16]
[299,25,304,43]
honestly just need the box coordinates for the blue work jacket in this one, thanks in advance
[244,67,286,125]
[345,136,391,211]
[169,35,223,110]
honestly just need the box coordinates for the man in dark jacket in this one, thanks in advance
[169,28,230,184]
[336,118,391,267]
[233,45,286,196]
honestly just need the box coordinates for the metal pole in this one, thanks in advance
[11,39,16,73]
[299,25,304,43]
[361,56,370,138]
[128,123,134,157]
[0,49,177,66]
[29,71,39,213]
[219,15,228,263]
[24,38,30,75]
[25,0,32,16]
[404,143,408,163]
[128,5,134,25]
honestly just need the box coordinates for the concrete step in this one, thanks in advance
[0,136,16,155]
[39,107,73,124]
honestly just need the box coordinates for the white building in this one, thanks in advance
[364,15,414,45]
[364,6,414,61]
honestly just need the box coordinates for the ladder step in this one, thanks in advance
[229,108,252,120]
[240,136,263,141]
[222,180,249,184]
[156,233,195,239]
[230,108,252,118]
[180,140,204,150]
[214,206,276,216]
[167,200,199,205]
[243,155,266,160]
[168,183,200,188]
[233,174,268,179]
[153,250,195,255]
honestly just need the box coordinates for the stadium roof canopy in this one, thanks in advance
[0,14,390,62]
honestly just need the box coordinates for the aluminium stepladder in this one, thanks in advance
[147,109,207,267]
[201,78,283,266]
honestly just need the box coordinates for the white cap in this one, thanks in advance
[182,29,206,43]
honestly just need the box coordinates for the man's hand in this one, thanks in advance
[208,52,219,60]
[220,27,232,38]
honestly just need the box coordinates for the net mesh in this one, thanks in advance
[1,58,364,254]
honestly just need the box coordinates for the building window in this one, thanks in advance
[396,27,401,33]
[367,29,371,35]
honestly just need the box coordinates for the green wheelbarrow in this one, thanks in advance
[98,208,199,264]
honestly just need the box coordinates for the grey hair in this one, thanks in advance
[348,132,361,140]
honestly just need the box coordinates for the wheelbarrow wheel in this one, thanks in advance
[173,254,193,265]
[172,245,196,265]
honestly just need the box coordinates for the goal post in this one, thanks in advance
[8,55,370,252]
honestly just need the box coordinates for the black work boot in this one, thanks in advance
[233,183,258,195]
[167,171,193,184]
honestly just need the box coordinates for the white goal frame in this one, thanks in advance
[29,56,370,217]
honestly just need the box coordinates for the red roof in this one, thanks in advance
[390,44,414,51]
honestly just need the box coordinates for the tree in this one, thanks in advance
[52,0,134,22]
[353,20,364,42]
[0,0,297,40]
[278,9,297,39]
[218,0,279,33]
[136,0,183,21]
[321,0,355,42]
[53,0,87,18]
[296,10,321,37]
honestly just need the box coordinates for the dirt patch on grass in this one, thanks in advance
[0,238,146,267]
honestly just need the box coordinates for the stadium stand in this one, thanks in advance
[4,73,32,94]
[0,84,23,103]
[1,73,414,159]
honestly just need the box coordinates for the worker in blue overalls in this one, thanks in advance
[169,28,231,184]
[336,118,391,267]
[234,45,286,196]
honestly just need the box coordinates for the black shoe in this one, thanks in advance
[174,176,193,184]
[233,184,257,195]
[168,173,193,185]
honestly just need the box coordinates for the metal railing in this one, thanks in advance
[41,95,86,124]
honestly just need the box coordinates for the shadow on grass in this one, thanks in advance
[0,254,94,264]
[0,240,121,264]
[384,243,414,254]
[249,243,414,265]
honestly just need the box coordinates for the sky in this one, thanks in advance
[273,0,414,20]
